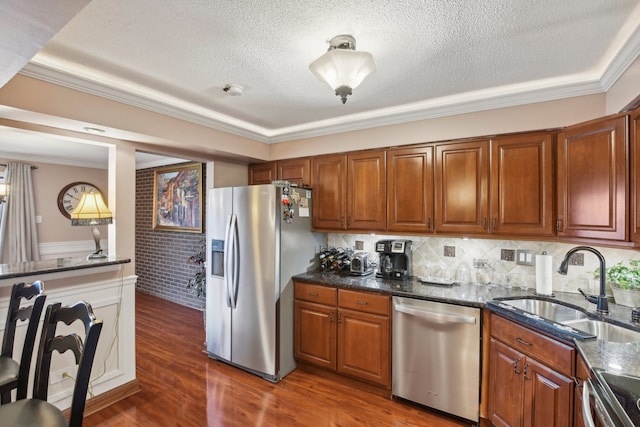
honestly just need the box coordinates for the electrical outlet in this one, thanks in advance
[444,246,455,257]
[501,249,515,262]
[355,240,364,250]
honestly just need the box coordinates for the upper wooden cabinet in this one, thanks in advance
[434,139,490,234]
[490,132,554,237]
[387,146,434,233]
[631,107,640,243]
[312,150,386,231]
[557,114,628,242]
[312,154,347,230]
[248,162,277,185]
[434,133,554,237]
[278,157,311,186]
[347,150,386,230]
[248,157,311,186]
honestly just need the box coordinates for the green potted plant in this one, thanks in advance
[596,260,640,307]
[186,243,206,299]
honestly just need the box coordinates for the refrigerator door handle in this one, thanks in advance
[230,214,240,308]
[223,214,234,308]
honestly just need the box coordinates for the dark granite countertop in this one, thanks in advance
[293,270,640,377]
[0,256,131,281]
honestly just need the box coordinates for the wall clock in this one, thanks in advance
[57,181,103,219]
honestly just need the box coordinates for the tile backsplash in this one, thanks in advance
[327,233,639,295]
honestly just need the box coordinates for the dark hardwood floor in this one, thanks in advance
[84,291,472,427]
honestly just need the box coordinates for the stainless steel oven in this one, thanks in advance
[582,369,640,427]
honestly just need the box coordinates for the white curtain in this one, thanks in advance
[0,162,40,263]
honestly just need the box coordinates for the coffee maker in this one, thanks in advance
[375,239,412,280]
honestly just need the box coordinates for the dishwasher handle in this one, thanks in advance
[393,302,477,324]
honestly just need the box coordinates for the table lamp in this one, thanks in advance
[70,191,113,260]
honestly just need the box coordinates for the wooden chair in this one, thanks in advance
[0,301,103,427]
[0,280,46,404]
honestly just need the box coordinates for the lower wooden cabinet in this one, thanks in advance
[488,314,574,427]
[294,282,391,388]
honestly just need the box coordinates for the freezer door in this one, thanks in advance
[206,187,233,361]
[231,185,278,376]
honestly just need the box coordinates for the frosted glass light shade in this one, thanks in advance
[309,48,376,91]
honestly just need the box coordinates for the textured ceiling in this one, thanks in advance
[17,0,640,144]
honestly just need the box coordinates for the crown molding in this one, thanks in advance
[19,43,637,145]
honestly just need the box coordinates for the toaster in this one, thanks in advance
[350,252,373,276]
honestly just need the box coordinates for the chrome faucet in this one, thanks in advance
[557,246,609,315]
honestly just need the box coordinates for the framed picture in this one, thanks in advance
[153,163,202,232]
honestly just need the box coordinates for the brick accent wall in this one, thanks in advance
[135,164,206,309]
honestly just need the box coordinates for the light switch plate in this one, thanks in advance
[516,249,535,266]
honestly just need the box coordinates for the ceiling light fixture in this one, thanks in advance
[309,34,376,104]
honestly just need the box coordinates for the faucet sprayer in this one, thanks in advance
[557,246,609,315]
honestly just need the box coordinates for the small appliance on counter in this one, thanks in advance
[375,239,412,280]
[350,252,374,276]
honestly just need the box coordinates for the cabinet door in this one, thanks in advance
[557,115,628,241]
[387,146,434,232]
[488,338,524,427]
[294,300,337,370]
[347,150,386,230]
[631,107,640,243]
[522,357,573,427]
[435,139,489,234]
[337,308,390,387]
[490,133,554,236]
[278,157,311,186]
[248,162,277,185]
[312,154,346,230]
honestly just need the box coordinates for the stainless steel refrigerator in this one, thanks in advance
[206,184,322,382]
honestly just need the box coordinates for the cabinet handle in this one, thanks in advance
[513,358,522,375]
[347,216,351,226]
[308,292,319,297]
[356,301,368,305]
[340,216,344,227]
[492,218,497,231]
[338,312,342,324]
[556,219,563,231]
[328,312,333,322]
[427,217,431,231]
[524,363,530,380]
[482,218,487,231]
[516,337,532,346]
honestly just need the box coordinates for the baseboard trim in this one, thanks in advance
[81,379,141,417]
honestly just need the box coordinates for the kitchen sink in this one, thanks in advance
[499,298,589,323]
[561,319,640,343]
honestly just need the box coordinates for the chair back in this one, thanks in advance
[1,281,46,399]
[33,301,103,427]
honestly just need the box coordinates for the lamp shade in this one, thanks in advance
[309,49,376,91]
[70,191,113,226]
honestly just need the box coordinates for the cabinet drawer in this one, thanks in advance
[338,289,390,316]
[491,314,574,376]
[294,282,337,305]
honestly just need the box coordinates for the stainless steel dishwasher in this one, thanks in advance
[392,296,481,422]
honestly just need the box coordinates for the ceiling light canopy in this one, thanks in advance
[309,34,375,104]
